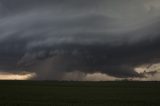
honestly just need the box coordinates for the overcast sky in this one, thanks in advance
[0,0,160,80]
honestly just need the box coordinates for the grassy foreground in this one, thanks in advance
[0,81,160,106]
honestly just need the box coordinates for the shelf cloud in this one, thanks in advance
[0,0,160,80]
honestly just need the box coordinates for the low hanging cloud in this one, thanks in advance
[0,71,36,80]
[0,0,160,80]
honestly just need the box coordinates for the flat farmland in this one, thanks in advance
[0,81,160,106]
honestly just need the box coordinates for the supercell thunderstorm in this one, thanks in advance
[0,0,160,80]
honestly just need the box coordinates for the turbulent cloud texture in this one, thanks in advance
[0,0,160,80]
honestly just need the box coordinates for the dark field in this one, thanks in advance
[0,81,160,106]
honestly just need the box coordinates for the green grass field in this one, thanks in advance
[0,81,160,106]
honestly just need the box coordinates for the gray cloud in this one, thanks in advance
[0,0,160,80]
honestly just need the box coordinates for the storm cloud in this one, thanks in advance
[0,0,160,80]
